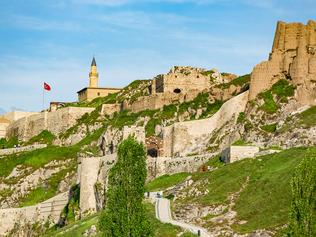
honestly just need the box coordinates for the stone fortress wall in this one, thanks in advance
[0,192,68,236]
[250,20,316,105]
[0,111,39,139]
[124,66,231,113]
[6,107,94,142]
[0,119,9,139]
[0,144,47,156]
[162,91,249,157]
[151,66,212,94]
[2,111,39,123]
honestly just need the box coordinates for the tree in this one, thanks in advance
[288,156,316,236]
[99,136,152,237]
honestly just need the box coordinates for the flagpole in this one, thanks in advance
[42,82,44,111]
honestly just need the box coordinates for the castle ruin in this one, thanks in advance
[250,20,316,105]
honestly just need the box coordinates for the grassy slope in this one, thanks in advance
[45,203,196,237]
[170,147,316,234]
[145,172,191,192]
[0,127,104,206]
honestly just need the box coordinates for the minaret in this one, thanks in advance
[89,57,99,87]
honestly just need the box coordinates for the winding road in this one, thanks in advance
[152,193,211,237]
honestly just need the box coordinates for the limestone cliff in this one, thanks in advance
[249,20,316,105]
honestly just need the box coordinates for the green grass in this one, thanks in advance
[0,146,79,178]
[258,79,295,114]
[145,173,191,192]
[45,203,193,237]
[176,146,314,233]
[144,203,196,237]
[116,79,151,103]
[65,92,118,108]
[233,147,312,233]
[298,105,316,128]
[44,214,101,237]
[232,139,251,146]
[0,124,105,178]
[60,184,80,224]
[278,105,316,133]
[145,118,161,137]
[178,93,223,119]
[259,90,278,114]
[219,74,250,89]
[0,136,19,149]
[25,130,56,145]
[270,79,295,99]
[237,112,246,124]
[0,127,104,206]
[19,162,76,207]
[260,123,277,133]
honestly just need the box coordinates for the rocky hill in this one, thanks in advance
[0,20,316,237]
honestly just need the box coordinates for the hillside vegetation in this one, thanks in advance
[144,147,316,235]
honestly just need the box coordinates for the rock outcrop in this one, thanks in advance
[249,20,316,105]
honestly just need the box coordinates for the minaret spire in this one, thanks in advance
[91,56,97,66]
[89,56,99,87]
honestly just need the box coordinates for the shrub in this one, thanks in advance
[26,130,56,145]
[258,79,295,114]
[237,112,246,124]
[0,136,19,149]
[260,123,277,133]
[259,91,278,114]
[219,74,250,89]
[288,156,316,236]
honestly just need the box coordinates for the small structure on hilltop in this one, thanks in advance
[124,66,235,112]
[220,145,259,163]
[77,57,121,102]
[151,66,213,95]
[49,102,67,111]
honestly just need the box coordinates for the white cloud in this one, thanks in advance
[0,15,84,31]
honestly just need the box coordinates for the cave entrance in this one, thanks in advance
[173,88,181,94]
[147,148,158,158]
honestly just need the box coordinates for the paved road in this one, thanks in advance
[154,194,211,237]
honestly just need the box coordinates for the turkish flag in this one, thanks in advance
[44,82,51,91]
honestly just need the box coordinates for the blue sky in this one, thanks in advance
[0,0,315,112]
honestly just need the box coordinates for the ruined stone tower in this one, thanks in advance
[89,56,99,88]
[249,20,316,105]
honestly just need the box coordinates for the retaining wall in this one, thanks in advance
[6,107,94,141]
[0,192,68,236]
[0,144,47,156]
[162,91,249,157]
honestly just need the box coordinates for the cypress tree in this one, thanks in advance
[288,156,316,236]
[99,136,152,237]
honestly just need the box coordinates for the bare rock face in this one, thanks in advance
[250,20,316,105]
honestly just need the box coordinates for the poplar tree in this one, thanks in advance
[288,156,316,236]
[99,136,152,237]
